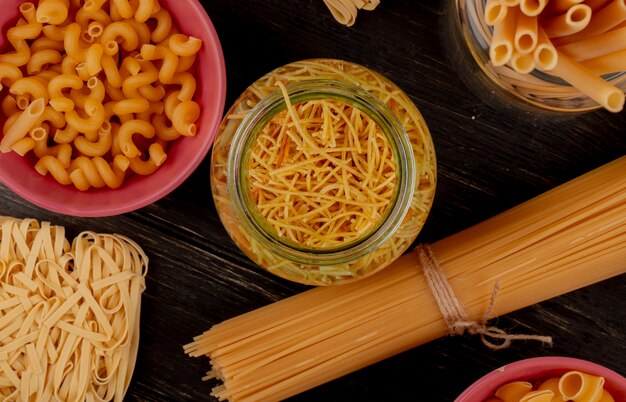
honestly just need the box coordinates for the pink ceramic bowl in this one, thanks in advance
[456,356,626,402]
[0,0,226,217]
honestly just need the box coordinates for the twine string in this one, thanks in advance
[417,244,553,350]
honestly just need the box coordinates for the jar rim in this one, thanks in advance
[226,79,416,266]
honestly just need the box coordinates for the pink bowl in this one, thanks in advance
[456,356,626,402]
[0,0,226,216]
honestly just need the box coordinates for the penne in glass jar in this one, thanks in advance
[210,59,436,286]
[441,0,626,114]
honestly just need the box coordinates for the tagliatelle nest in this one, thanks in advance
[322,0,381,26]
[0,216,147,402]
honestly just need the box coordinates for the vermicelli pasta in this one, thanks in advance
[0,216,148,401]
[0,0,204,190]
[248,93,396,249]
[187,156,626,402]
[210,59,436,285]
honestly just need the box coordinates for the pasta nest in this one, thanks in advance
[0,216,148,402]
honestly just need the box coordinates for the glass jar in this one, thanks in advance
[210,59,436,286]
[441,0,626,114]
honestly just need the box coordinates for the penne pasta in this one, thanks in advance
[519,390,554,402]
[559,371,605,401]
[490,8,518,66]
[11,137,36,156]
[585,0,612,10]
[545,0,585,15]
[0,98,45,153]
[511,51,536,73]
[496,381,534,402]
[581,49,626,75]
[520,0,548,16]
[552,0,626,45]
[542,4,592,38]
[551,51,624,111]
[558,26,626,61]
[515,12,538,54]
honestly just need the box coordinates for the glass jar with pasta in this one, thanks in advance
[441,0,626,114]
[210,59,436,286]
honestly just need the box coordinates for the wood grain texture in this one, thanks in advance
[1,0,625,401]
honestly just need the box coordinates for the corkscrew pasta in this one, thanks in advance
[483,0,625,112]
[0,0,204,191]
[485,371,616,402]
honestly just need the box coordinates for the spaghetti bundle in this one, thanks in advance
[0,217,148,401]
[185,156,626,402]
[483,0,626,112]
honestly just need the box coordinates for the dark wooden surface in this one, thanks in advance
[1,0,625,401]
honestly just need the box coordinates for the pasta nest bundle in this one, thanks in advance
[322,0,381,26]
[249,96,397,249]
[0,216,148,402]
[0,0,203,190]
[483,0,626,112]
[487,370,616,401]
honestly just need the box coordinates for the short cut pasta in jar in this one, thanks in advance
[210,59,436,286]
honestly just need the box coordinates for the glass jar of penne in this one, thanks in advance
[441,0,626,114]
[210,59,436,286]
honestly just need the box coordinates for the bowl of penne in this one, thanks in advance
[456,356,626,402]
[0,0,226,216]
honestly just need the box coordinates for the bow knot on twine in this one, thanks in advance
[417,244,553,350]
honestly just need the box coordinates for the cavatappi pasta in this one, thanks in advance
[487,370,616,402]
[0,0,203,190]
[480,0,625,112]
[0,216,148,401]
[210,59,436,286]
[188,156,626,402]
